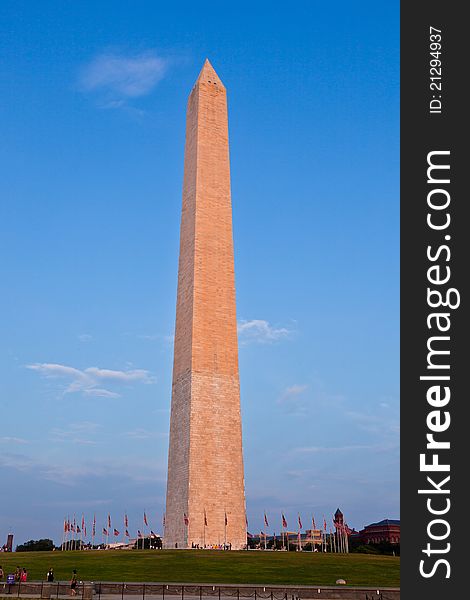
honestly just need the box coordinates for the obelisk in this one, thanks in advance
[164,60,246,550]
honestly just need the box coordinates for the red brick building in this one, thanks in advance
[357,519,400,544]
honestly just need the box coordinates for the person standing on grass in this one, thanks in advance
[47,568,54,582]
[70,570,77,596]
[20,569,27,582]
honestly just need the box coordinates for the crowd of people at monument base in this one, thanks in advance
[0,565,78,595]
[190,542,232,550]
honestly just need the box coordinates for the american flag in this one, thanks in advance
[264,513,269,528]
[224,512,228,526]
[103,528,108,536]
[183,513,189,526]
[114,528,119,537]
[76,526,81,534]
[92,515,96,537]
[137,530,143,538]
[124,514,128,528]
[81,515,85,530]
[125,530,130,537]
[311,515,316,530]
[282,514,287,529]
[108,514,111,528]
[298,515,302,530]
[144,512,148,527]
[204,510,208,526]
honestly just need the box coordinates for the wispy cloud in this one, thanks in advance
[0,437,29,445]
[136,333,174,344]
[124,428,167,440]
[27,362,156,398]
[0,452,166,486]
[78,334,93,342]
[79,51,169,106]
[277,384,309,415]
[281,384,308,398]
[292,444,380,454]
[50,422,101,445]
[237,319,292,344]
[345,410,399,436]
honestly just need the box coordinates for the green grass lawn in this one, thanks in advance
[0,550,399,587]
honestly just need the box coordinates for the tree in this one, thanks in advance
[16,539,55,552]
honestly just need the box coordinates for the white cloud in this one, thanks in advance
[345,410,400,437]
[50,422,101,445]
[237,319,292,344]
[282,384,308,397]
[79,51,168,99]
[0,452,166,486]
[78,334,93,342]
[82,388,120,399]
[277,384,309,415]
[124,429,167,440]
[0,437,29,445]
[27,362,156,398]
[293,444,378,454]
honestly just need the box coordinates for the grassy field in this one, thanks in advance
[0,550,399,587]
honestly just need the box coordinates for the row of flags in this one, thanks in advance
[63,511,351,538]
[183,511,347,534]
[63,512,157,540]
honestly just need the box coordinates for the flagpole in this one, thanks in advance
[281,518,284,550]
[143,511,147,550]
[224,510,227,549]
[123,518,126,546]
[203,510,206,549]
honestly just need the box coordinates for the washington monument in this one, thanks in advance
[164,60,247,549]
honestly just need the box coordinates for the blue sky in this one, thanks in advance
[0,1,399,546]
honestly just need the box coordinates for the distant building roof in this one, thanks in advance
[365,519,400,527]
